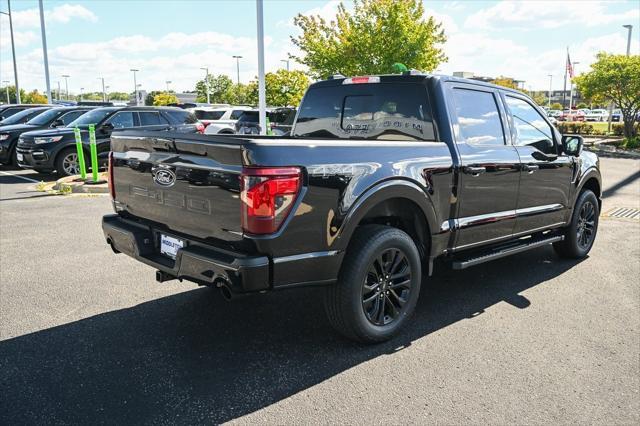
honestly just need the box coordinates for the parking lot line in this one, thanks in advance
[0,171,41,184]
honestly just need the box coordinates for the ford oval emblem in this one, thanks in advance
[153,168,177,187]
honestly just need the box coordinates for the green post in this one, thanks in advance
[73,127,87,179]
[89,124,99,183]
[265,117,273,136]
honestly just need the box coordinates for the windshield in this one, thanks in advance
[25,108,64,126]
[68,108,114,128]
[293,83,435,141]
[0,107,50,125]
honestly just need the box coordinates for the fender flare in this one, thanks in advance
[576,167,602,198]
[333,179,439,252]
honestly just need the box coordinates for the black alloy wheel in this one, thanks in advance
[362,248,412,326]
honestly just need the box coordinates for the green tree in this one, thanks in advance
[153,92,179,106]
[291,0,447,78]
[264,70,310,107]
[551,102,563,110]
[195,74,235,103]
[0,85,27,104]
[576,102,588,109]
[24,90,48,104]
[491,76,519,90]
[233,82,258,105]
[108,92,130,101]
[575,53,640,138]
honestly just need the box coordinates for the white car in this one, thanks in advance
[585,109,609,122]
[202,106,254,134]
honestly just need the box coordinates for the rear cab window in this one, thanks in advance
[292,81,436,141]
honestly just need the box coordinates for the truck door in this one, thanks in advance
[447,84,521,249]
[502,93,573,234]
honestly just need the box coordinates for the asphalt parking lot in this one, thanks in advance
[1,157,638,424]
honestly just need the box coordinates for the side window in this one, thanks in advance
[106,112,135,129]
[505,96,556,155]
[138,111,166,126]
[60,111,84,125]
[230,110,245,120]
[451,88,505,146]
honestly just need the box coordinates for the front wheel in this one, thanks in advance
[554,189,599,258]
[324,225,422,343]
[55,147,81,177]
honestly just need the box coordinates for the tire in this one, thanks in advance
[553,189,599,259]
[55,147,81,177]
[324,225,422,343]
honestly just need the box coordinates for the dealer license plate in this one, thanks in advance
[160,234,184,259]
[16,153,24,162]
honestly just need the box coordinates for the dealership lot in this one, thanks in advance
[0,157,638,424]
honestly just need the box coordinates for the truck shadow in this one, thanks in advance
[0,247,583,424]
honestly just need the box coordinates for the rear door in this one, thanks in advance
[502,93,573,234]
[446,83,521,250]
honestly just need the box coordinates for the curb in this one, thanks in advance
[54,174,109,194]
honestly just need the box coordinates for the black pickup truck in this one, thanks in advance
[102,73,601,343]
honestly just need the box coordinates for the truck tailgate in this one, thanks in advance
[110,132,245,242]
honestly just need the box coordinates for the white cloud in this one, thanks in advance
[465,0,639,30]
[0,3,97,55]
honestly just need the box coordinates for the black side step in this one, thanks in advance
[452,235,564,270]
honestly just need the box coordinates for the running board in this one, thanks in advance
[452,235,564,270]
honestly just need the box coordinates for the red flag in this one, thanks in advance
[566,52,574,78]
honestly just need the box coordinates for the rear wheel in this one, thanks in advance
[55,147,81,177]
[553,189,599,258]
[324,225,422,343]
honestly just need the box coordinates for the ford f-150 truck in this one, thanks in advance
[102,72,601,343]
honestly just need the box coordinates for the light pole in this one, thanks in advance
[80,87,84,101]
[56,81,61,101]
[280,59,290,71]
[2,80,9,104]
[38,0,52,104]
[547,74,553,109]
[105,86,110,102]
[130,69,139,105]
[623,25,633,56]
[62,75,70,100]
[166,80,172,92]
[232,55,242,85]
[98,77,106,102]
[256,1,266,135]
[1,1,20,103]
[569,61,579,110]
[200,67,210,104]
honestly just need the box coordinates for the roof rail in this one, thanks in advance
[327,74,346,80]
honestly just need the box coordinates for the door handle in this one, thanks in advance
[463,166,486,176]
[523,164,539,173]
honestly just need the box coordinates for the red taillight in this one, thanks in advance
[343,76,380,85]
[108,151,115,199]
[240,167,301,234]
[196,122,205,134]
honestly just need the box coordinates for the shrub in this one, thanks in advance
[622,136,640,150]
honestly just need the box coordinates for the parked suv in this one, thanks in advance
[0,104,49,121]
[202,106,254,134]
[0,106,53,126]
[103,73,601,343]
[0,106,92,165]
[234,108,297,135]
[17,106,201,176]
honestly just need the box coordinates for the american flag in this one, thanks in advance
[566,51,574,78]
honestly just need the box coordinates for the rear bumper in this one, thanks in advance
[102,214,343,293]
[102,214,270,293]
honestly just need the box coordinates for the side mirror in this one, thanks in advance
[51,119,64,128]
[562,135,583,156]
[100,122,114,133]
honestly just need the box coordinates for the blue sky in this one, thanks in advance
[1,0,638,95]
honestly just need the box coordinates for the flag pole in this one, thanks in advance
[562,47,568,110]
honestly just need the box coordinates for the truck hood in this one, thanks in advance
[0,123,39,134]
[20,127,79,138]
